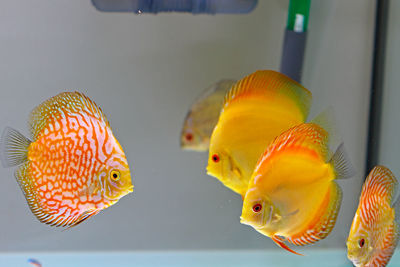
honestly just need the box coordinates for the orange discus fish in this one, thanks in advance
[347,166,400,267]
[0,92,133,227]
[207,70,312,196]
[240,122,354,255]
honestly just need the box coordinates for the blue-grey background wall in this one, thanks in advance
[0,0,374,251]
[379,0,400,185]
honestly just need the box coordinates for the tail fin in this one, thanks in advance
[0,127,31,168]
[330,143,356,179]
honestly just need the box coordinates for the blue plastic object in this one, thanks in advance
[91,0,258,14]
[279,0,311,82]
[280,29,307,83]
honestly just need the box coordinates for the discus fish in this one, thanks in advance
[347,166,399,267]
[0,92,133,227]
[207,70,312,196]
[180,79,236,151]
[240,122,354,255]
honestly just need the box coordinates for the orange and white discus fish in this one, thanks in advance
[347,166,400,267]
[240,122,354,255]
[0,92,133,228]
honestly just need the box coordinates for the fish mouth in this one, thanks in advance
[123,185,134,196]
[104,185,134,201]
[240,217,254,227]
[240,217,249,225]
[206,167,218,179]
[346,253,360,266]
[240,217,265,231]
[350,259,360,266]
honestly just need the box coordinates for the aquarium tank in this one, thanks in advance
[0,0,398,266]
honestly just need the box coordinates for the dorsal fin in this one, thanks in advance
[193,79,236,106]
[255,123,329,173]
[28,92,110,140]
[287,182,342,246]
[223,70,312,120]
[363,166,398,206]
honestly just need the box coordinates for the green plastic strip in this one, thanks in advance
[287,0,311,32]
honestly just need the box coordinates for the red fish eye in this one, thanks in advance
[359,239,365,248]
[212,154,220,163]
[185,133,193,141]
[253,204,262,213]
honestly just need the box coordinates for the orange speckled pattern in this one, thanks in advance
[16,92,133,227]
[348,166,399,267]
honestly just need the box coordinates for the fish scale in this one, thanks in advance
[0,92,133,227]
[31,119,107,221]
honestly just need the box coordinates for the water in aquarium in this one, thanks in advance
[0,0,399,266]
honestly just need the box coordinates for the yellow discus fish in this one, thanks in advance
[347,166,400,267]
[180,79,236,151]
[240,122,354,255]
[0,92,133,227]
[207,70,312,196]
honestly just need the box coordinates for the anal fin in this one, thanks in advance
[63,209,100,230]
[369,222,399,267]
[287,182,342,246]
[14,162,49,223]
[272,235,303,256]
[15,162,99,228]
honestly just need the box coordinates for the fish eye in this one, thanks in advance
[212,154,220,163]
[359,238,365,248]
[185,133,193,142]
[252,204,262,213]
[110,170,121,181]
